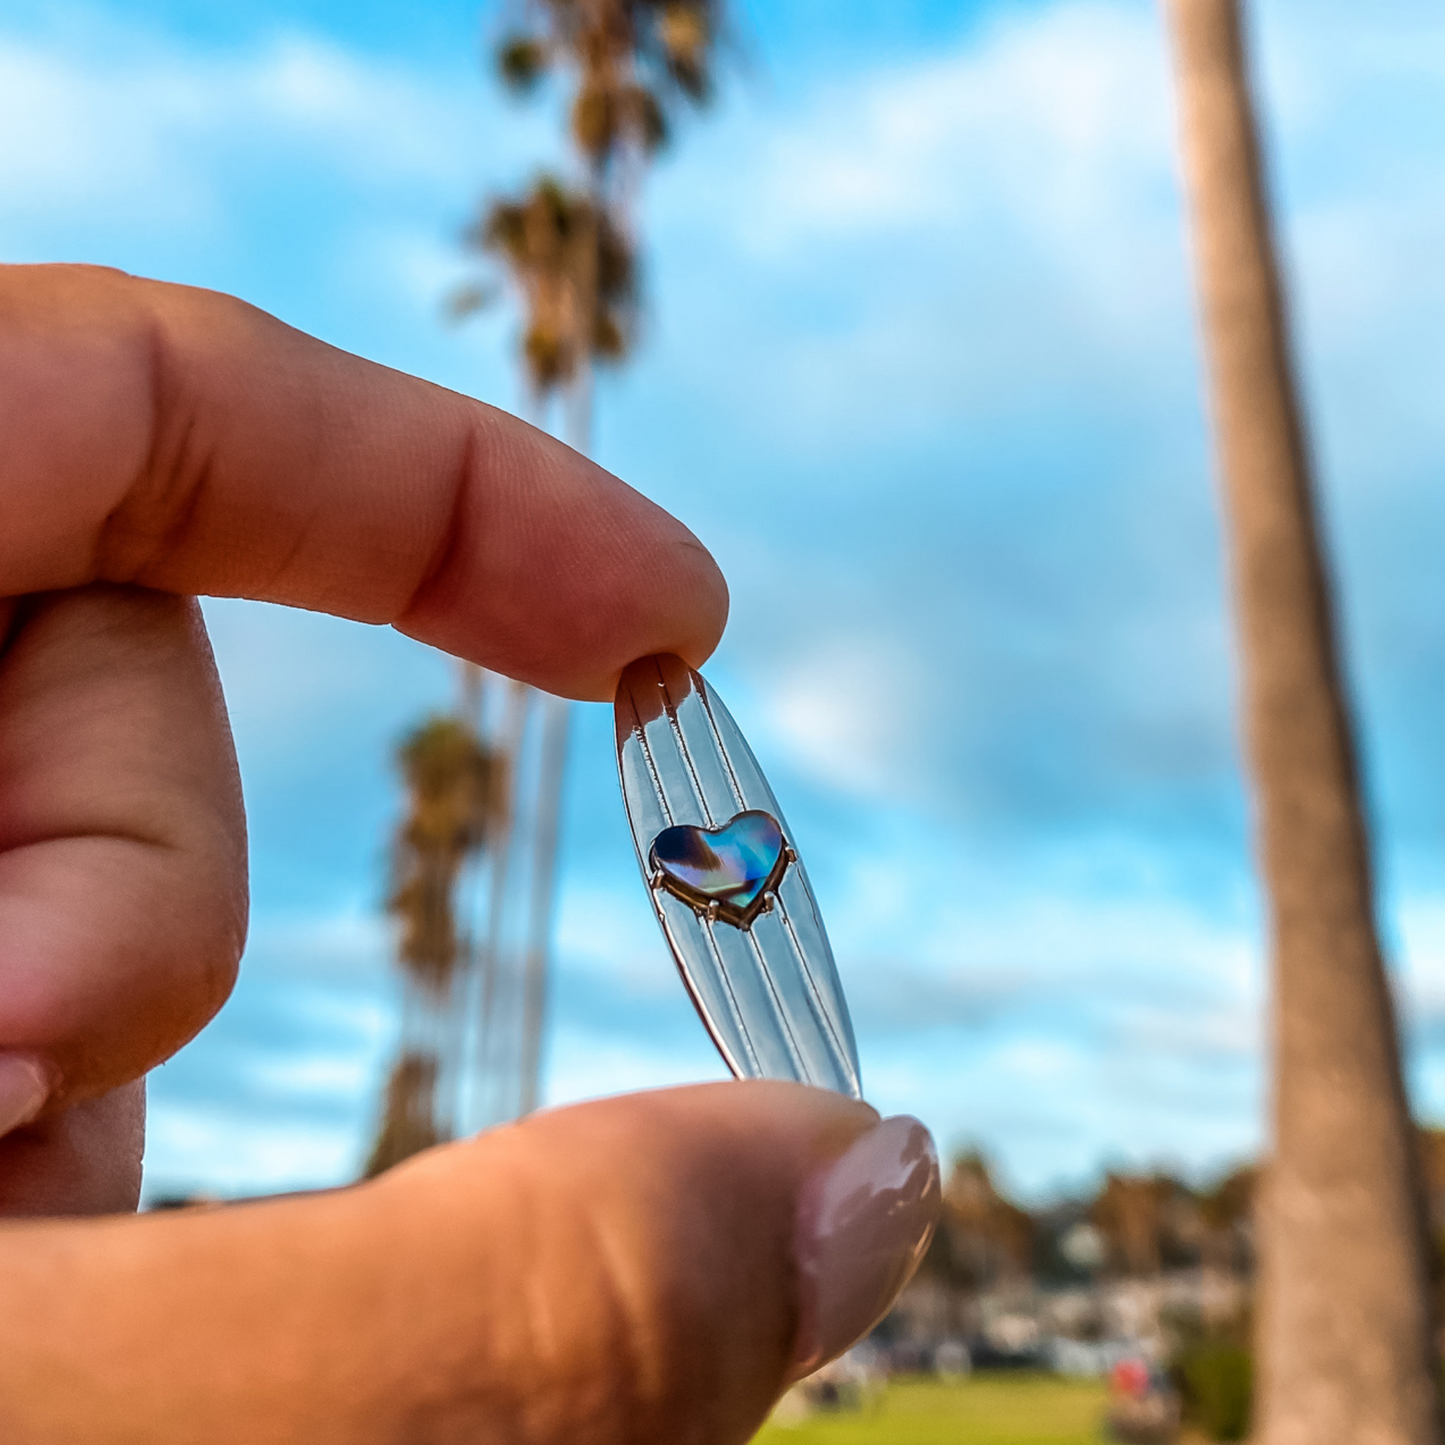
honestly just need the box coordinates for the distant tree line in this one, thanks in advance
[914,1150,1256,1295]
[919,1129,1445,1301]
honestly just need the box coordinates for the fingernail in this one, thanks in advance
[790,1114,941,1380]
[0,1053,51,1137]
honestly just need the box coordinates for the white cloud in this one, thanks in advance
[0,27,488,224]
[544,1034,728,1110]
[554,883,673,990]
[638,0,1191,459]
[744,3,1172,244]
[638,0,1445,481]
[761,633,925,797]
[144,1103,363,1199]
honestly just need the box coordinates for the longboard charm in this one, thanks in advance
[614,654,862,1098]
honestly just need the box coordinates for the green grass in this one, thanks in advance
[753,1372,1109,1445]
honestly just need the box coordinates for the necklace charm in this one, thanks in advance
[615,654,862,1098]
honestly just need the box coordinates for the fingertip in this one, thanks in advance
[0,1084,914,1439]
[666,533,731,671]
[790,1114,941,1380]
[399,417,731,700]
[361,1081,886,1441]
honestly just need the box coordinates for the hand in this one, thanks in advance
[0,262,725,1213]
[0,265,939,1442]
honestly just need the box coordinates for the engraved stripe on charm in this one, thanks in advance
[775,894,856,1087]
[781,871,862,1094]
[653,656,714,825]
[699,913,764,1077]
[743,925,808,1079]
[620,673,673,828]
[696,684,747,812]
[657,889,759,1079]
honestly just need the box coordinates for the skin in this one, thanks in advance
[0,264,883,1442]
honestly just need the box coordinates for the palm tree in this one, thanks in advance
[438,0,727,1130]
[495,1,720,178]
[477,0,725,423]
[456,174,638,410]
[1164,2,1441,1439]
[1196,1165,1255,1274]
[450,176,637,1133]
[365,716,501,1177]
[941,1151,1035,1288]
[1089,1172,1179,1278]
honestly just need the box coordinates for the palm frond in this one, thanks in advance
[497,33,550,91]
[444,280,499,322]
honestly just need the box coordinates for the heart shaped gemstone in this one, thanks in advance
[649,810,788,926]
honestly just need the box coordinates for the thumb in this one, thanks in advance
[0,1082,939,1445]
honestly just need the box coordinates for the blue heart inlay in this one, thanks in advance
[649,810,787,926]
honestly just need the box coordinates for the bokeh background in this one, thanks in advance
[4,0,1441,1204]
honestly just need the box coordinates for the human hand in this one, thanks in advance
[0,262,726,1213]
[2,1083,938,1443]
[0,265,939,1441]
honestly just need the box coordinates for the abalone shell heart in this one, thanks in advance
[650,810,786,925]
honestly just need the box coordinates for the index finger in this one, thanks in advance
[0,265,727,700]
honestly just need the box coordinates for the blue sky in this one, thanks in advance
[3,0,1443,1201]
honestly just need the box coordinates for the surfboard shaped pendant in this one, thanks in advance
[614,654,862,1098]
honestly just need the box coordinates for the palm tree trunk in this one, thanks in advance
[518,692,568,1115]
[1164,1,1441,1440]
[471,678,528,1125]
[513,366,589,1117]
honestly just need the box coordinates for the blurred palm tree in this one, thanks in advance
[494,1,719,177]
[459,1,727,1120]
[1089,1172,1183,1278]
[456,0,725,415]
[1166,1,1441,1440]
[454,173,637,410]
[365,717,501,1177]
[368,1,727,1171]
[1195,1165,1255,1337]
[939,1151,1035,1289]
[1196,1165,1255,1275]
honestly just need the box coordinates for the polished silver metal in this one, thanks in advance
[615,654,863,1098]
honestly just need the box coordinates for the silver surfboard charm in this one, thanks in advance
[614,654,862,1098]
